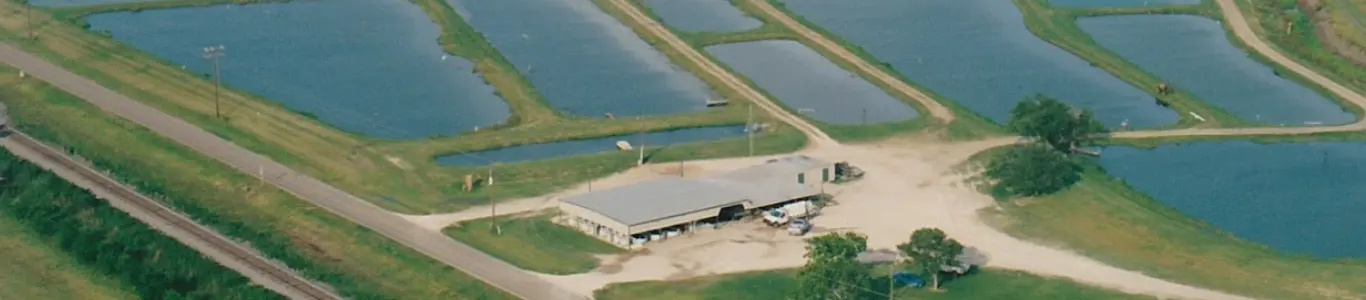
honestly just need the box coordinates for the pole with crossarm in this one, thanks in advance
[202,45,226,118]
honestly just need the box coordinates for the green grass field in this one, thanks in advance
[595,268,1156,300]
[0,65,514,299]
[0,217,136,300]
[0,0,807,213]
[445,213,623,275]
[970,146,1366,300]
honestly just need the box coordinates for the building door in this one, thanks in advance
[797,173,805,184]
[822,168,830,182]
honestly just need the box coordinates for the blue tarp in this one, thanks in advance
[892,272,925,287]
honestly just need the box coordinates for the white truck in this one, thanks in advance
[763,200,815,227]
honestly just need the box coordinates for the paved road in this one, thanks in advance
[0,43,587,300]
[747,0,956,123]
[0,133,337,300]
[604,0,837,147]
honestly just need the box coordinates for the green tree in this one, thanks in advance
[1007,94,1108,153]
[794,232,872,300]
[897,228,964,291]
[985,145,1081,197]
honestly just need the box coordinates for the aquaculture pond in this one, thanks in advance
[704,40,918,124]
[1046,0,1198,7]
[436,125,747,166]
[643,0,762,32]
[1080,15,1354,125]
[1098,141,1366,258]
[86,0,509,139]
[776,0,1178,128]
[447,0,715,117]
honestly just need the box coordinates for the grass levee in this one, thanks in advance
[445,213,623,275]
[595,268,1157,300]
[1,0,804,213]
[968,145,1366,300]
[0,66,516,299]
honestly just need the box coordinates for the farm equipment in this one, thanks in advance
[834,161,864,181]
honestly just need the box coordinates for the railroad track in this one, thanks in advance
[3,129,340,300]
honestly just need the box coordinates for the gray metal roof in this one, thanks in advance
[561,156,829,227]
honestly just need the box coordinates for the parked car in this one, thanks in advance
[787,219,811,236]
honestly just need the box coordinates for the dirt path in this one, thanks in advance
[746,0,956,123]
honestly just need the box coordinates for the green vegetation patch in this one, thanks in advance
[968,147,1366,300]
[0,147,280,299]
[0,217,136,300]
[0,0,802,213]
[444,212,623,275]
[0,67,515,299]
[595,268,1155,300]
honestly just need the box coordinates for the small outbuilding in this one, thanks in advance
[559,156,835,247]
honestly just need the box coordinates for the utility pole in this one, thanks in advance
[637,117,645,165]
[24,0,32,40]
[202,45,226,118]
[863,108,868,125]
[747,104,754,157]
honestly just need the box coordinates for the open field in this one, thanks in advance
[613,0,1001,142]
[1301,0,1366,66]
[594,268,1157,300]
[0,66,516,299]
[0,0,805,213]
[0,217,136,300]
[1240,0,1366,97]
[971,146,1366,300]
[445,213,623,275]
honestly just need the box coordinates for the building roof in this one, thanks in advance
[561,156,829,228]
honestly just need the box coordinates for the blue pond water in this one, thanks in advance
[446,0,715,117]
[1099,142,1366,258]
[777,0,1178,128]
[86,0,509,139]
[1080,15,1353,125]
[644,0,762,32]
[1047,0,1198,7]
[705,40,918,124]
[436,125,747,165]
[29,0,148,7]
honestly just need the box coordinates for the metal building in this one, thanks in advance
[558,156,834,247]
